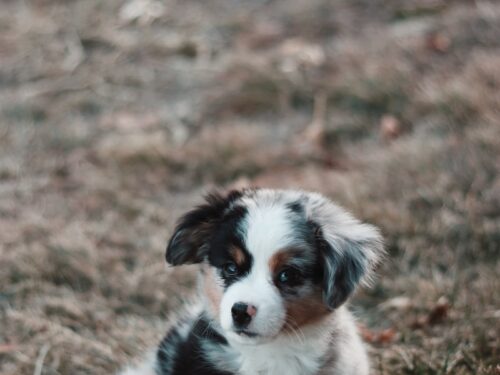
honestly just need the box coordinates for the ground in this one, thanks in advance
[0,0,499,374]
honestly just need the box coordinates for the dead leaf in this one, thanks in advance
[427,33,451,52]
[380,114,401,140]
[0,344,18,353]
[427,296,450,325]
[411,296,450,328]
[378,328,397,344]
[120,0,166,25]
[358,324,397,344]
[379,296,412,311]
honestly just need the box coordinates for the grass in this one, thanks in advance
[0,0,499,374]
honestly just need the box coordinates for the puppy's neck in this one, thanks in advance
[226,311,337,375]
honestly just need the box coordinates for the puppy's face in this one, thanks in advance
[166,189,383,345]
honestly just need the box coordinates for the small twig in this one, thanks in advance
[303,90,327,143]
[394,347,414,370]
[33,343,50,375]
[299,90,330,163]
[311,90,327,130]
[15,77,90,100]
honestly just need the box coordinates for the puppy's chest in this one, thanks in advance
[228,342,324,375]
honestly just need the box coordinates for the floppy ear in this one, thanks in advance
[166,190,243,265]
[306,196,384,309]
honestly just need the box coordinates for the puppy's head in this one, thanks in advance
[166,189,383,344]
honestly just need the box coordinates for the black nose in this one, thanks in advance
[231,302,252,328]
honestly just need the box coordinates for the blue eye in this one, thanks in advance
[223,262,238,276]
[277,267,302,286]
[278,270,289,283]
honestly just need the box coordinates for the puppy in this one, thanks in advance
[122,188,384,375]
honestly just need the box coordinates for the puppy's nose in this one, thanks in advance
[231,302,257,328]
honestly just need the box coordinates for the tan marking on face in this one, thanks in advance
[230,245,246,267]
[268,249,294,274]
[283,290,330,330]
[202,265,223,316]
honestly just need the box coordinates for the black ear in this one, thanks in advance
[306,200,383,310]
[166,190,244,265]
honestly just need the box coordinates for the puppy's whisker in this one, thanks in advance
[283,319,305,345]
[285,315,307,344]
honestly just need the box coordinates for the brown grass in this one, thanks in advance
[0,0,499,374]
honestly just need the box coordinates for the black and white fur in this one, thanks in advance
[121,188,384,375]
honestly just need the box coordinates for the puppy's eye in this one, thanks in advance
[222,262,239,277]
[277,267,302,286]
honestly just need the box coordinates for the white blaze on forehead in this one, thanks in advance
[219,201,294,339]
[241,202,296,266]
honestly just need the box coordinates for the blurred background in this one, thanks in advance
[0,0,499,374]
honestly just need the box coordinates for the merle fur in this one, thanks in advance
[161,189,374,375]
[311,222,368,309]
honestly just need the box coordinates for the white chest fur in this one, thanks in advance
[238,344,321,375]
[229,325,330,375]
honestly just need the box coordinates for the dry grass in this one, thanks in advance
[0,0,499,374]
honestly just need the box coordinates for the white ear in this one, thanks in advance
[304,193,384,309]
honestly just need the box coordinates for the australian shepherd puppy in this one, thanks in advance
[121,188,384,375]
